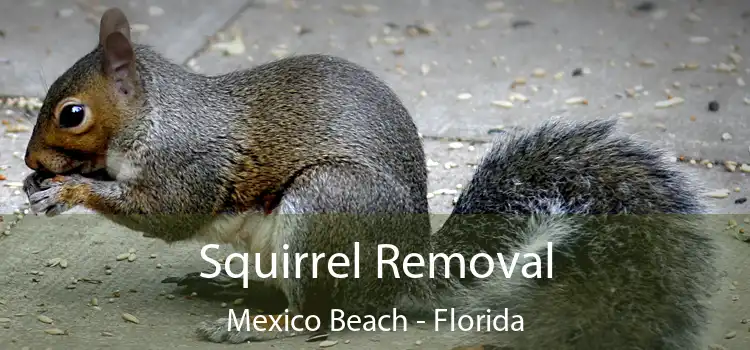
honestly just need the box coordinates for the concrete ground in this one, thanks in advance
[0,0,749,349]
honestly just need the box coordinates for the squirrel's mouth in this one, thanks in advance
[36,166,115,182]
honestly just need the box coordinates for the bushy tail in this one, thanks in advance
[433,119,717,350]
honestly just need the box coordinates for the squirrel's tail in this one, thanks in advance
[433,119,717,350]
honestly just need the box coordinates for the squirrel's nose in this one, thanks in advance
[25,149,41,170]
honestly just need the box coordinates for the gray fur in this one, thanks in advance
[25,42,716,350]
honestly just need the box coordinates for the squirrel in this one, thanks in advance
[22,7,717,350]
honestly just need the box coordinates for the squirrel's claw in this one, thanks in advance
[197,317,309,343]
[28,186,72,217]
[162,270,240,289]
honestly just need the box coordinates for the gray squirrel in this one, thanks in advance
[22,7,717,350]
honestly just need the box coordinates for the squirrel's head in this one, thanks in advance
[24,7,142,176]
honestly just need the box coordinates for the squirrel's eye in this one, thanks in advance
[59,104,87,129]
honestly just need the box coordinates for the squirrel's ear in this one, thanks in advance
[98,8,136,92]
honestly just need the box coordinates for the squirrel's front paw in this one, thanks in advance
[197,316,308,343]
[28,175,90,217]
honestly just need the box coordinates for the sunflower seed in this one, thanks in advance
[565,97,588,105]
[148,6,164,17]
[654,97,684,108]
[689,36,710,44]
[44,328,66,335]
[705,189,730,198]
[491,100,513,109]
[485,1,505,12]
[319,340,338,347]
[122,313,139,324]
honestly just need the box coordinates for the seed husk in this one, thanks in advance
[122,313,139,324]
[491,100,513,109]
[44,328,66,335]
[37,315,53,324]
[654,97,684,108]
[565,97,588,105]
[705,189,730,198]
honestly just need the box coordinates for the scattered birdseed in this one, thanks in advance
[618,112,634,118]
[456,93,472,100]
[654,97,684,108]
[686,13,701,22]
[672,63,700,71]
[725,161,738,172]
[155,263,162,269]
[491,100,513,109]
[221,302,228,308]
[319,340,338,348]
[689,36,710,44]
[90,297,98,306]
[59,259,67,269]
[705,189,730,198]
[721,132,733,141]
[420,63,430,76]
[715,62,736,73]
[101,331,114,337]
[37,315,53,324]
[148,6,164,17]
[166,294,175,300]
[512,77,527,86]
[448,142,463,149]
[443,162,458,169]
[127,254,137,262]
[57,8,74,18]
[485,1,505,12]
[44,328,66,335]
[531,68,546,78]
[725,330,737,339]
[728,52,743,64]
[122,313,139,324]
[233,298,244,305]
[131,24,150,33]
[740,164,750,173]
[565,97,588,105]
[475,19,492,29]
[509,93,529,102]
[115,253,129,261]
[639,59,656,67]
[46,258,61,268]
[149,254,157,259]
